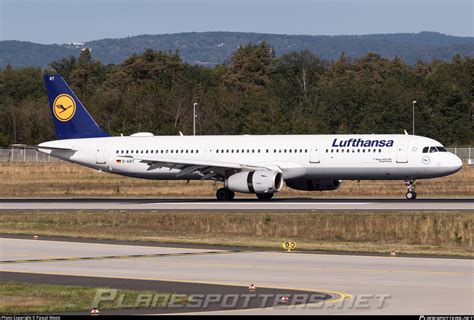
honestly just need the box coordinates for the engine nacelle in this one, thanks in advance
[225,171,284,194]
[286,179,342,191]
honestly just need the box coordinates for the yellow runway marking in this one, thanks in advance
[121,258,472,276]
[0,250,245,264]
[2,250,470,276]
[0,269,351,308]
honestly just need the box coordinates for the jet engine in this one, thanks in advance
[286,179,342,191]
[225,171,284,194]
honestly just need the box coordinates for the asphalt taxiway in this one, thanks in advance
[0,198,472,211]
[1,237,472,315]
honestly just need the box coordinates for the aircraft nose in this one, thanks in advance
[450,153,463,173]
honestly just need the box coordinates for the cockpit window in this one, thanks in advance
[423,146,447,153]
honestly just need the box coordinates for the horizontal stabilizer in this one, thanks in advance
[10,144,76,152]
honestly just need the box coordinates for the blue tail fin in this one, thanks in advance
[43,74,109,140]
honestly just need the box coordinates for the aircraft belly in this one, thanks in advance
[304,166,440,180]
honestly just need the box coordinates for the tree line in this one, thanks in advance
[0,43,472,147]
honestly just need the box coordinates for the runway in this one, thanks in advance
[1,237,472,315]
[0,198,473,211]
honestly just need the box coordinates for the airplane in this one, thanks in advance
[13,74,463,201]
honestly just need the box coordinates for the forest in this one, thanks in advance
[0,42,472,147]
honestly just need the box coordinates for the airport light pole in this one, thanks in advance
[412,100,416,135]
[193,103,198,136]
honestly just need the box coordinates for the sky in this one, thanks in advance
[1,0,472,44]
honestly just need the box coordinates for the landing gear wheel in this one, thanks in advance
[216,188,234,201]
[256,193,274,200]
[404,179,417,200]
[406,191,417,200]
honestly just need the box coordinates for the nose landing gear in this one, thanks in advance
[404,179,417,199]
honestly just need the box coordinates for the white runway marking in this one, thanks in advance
[0,198,472,210]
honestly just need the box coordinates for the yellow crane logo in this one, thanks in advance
[53,94,76,122]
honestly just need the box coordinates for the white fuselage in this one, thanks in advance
[38,134,462,182]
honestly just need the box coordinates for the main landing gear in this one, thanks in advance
[216,188,235,201]
[404,179,417,200]
[216,189,274,201]
[256,193,274,200]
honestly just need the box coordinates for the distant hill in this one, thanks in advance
[1,31,473,68]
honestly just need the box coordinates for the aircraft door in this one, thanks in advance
[309,145,320,163]
[206,145,217,161]
[96,145,106,164]
[396,140,408,163]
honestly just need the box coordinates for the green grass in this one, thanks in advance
[1,210,472,257]
[0,282,184,314]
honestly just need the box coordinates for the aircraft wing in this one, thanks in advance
[122,155,276,180]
